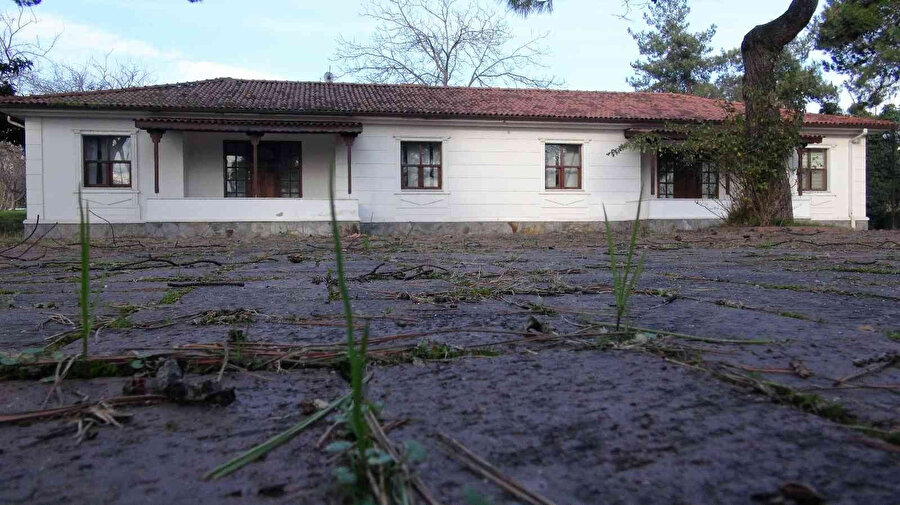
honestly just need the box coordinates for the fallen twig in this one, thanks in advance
[437,432,557,505]
[167,281,245,287]
[204,390,350,480]
[0,395,167,424]
[366,412,442,505]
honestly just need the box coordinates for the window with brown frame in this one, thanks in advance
[83,135,132,188]
[400,141,442,189]
[656,152,719,199]
[799,148,827,191]
[544,143,582,190]
[223,141,302,198]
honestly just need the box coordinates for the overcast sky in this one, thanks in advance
[15,0,864,109]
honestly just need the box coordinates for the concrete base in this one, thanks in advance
[26,221,360,240]
[360,219,723,236]
[24,217,868,239]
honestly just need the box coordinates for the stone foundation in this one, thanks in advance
[25,221,360,240]
[359,219,723,236]
[21,217,871,239]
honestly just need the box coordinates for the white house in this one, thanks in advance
[0,78,893,237]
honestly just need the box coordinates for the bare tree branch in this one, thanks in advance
[21,52,154,94]
[334,0,561,88]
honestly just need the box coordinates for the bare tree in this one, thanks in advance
[0,142,24,209]
[0,5,56,92]
[334,0,560,88]
[22,53,154,94]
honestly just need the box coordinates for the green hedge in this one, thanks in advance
[0,210,25,235]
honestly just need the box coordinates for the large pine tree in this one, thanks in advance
[626,0,730,97]
[816,0,900,112]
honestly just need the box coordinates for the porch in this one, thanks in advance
[135,117,362,224]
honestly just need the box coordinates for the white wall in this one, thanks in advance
[20,113,870,227]
[22,116,183,224]
[800,134,867,226]
[351,122,644,223]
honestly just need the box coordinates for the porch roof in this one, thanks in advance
[133,117,363,134]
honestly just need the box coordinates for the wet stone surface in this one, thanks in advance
[0,227,898,504]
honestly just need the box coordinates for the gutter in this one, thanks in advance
[6,115,24,129]
[848,128,868,229]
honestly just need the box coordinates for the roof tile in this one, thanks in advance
[0,77,893,129]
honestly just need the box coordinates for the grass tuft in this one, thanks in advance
[602,195,646,331]
[77,189,91,358]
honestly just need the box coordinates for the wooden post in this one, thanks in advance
[650,149,657,196]
[248,133,263,197]
[148,129,165,194]
[341,133,357,195]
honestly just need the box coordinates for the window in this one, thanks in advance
[401,142,441,189]
[799,148,827,191]
[223,141,302,198]
[656,152,718,199]
[701,162,719,199]
[545,143,582,190]
[224,141,252,197]
[83,135,132,187]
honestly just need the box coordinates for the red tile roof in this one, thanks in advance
[0,77,893,129]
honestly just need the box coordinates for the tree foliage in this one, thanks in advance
[715,32,839,110]
[334,0,560,88]
[626,0,732,97]
[867,105,900,229]
[816,0,900,112]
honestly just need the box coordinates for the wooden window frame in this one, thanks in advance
[544,143,583,190]
[656,152,719,199]
[223,140,302,198]
[799,148,827,192]
[223,140,252,198]
[656,153,675,198]
[701,162,719,199]
[82,135,132,188]
[400,141,442,190]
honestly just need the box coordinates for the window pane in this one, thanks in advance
[429,143,441,165]
[111,163,130,185]
[564,167,579,188]
[421,143,438,165]
[85,162,104,185]
[563,145,580,166]
[423,167,439,188]
[545,167,558,188]
[83,137,100,161]
[108,136,131,161]
[808,151,825,170]
[405,144,420,165]
[545,144,561,166]
[810,169,825,190]
[403,166,418,188]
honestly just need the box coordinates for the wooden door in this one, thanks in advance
[674,164,702,199]
[257,168,280,197]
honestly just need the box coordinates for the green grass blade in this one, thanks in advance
[204,391,350,480]
[77,188,91,358]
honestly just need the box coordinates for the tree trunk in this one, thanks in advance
[741,0,817,224]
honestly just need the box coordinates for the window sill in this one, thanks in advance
[539,190,589,195]
[394,190,450,196]
[801,191,835,197]
[75,187,138,194]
